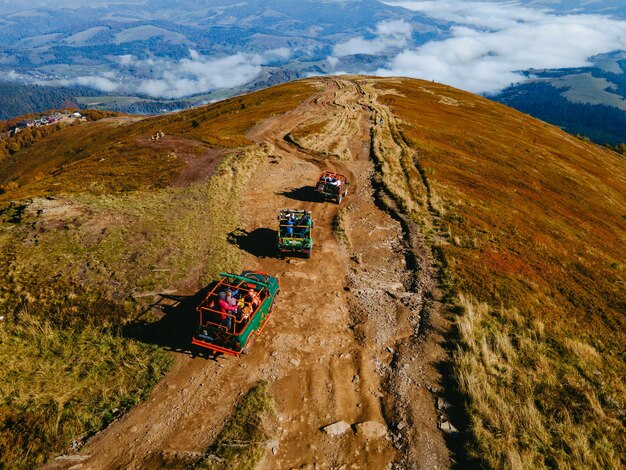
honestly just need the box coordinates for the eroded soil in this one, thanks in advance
[45,78,453,470]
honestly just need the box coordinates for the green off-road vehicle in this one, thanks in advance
[277,208,313,259]
[192,270,279,357]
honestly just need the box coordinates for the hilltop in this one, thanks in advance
[0,76,624,469]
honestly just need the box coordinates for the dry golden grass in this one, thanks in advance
[0,82,304,466]
[289,118,330,143]
[0,312,172,468]
[0,144,269,468]
[454,295,623,469]
[368,77,626,468]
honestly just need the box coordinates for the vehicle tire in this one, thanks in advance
[337,194,343,204]
[242,335,254,355]
[344,188,348,197]
[304,250,311,259]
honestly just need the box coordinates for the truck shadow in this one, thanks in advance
[228,228,276,258]
[279,185,319,202]
[122,286,220,360]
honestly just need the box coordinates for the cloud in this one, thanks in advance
[385,1,548,30]
[33,48,293,98]
[327,56,340,68]
[0,70,28,81]
[135,48,294,98]
[378,1,626,94]
[332,19,413,57]
[38,75,120,92]
[136,51,265,98]
[114,54,135,66]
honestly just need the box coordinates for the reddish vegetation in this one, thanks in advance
[379,80,626,339]
[377,79,625,467]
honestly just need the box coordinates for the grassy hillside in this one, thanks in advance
[0,81,315,200]
[2,75,624,469]
[0,81,316,468]
[370,78,626,468]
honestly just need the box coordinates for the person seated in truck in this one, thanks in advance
[285,213,297,236]
[297,213,311,236]
[244,283,261,309]
[217,291,236,331]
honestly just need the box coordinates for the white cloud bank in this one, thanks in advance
[137,50,266,98]
[378,1,626,94]
[332,19,413,57]
[135,48,294,98]
[31,48,292,99]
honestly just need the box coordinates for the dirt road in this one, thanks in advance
[46,78,452,469]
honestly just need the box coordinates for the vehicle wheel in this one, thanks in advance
[344,188,348,197]
[242,335,254,355]
[304,250,311,259]
[337,194,343,204]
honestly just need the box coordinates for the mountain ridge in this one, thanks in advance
[1,76,624,469]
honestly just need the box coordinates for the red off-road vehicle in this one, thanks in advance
[315,171,349,204]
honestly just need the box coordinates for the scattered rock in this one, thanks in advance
[352,374,360,384]
[322,421,351,436]
[386,346,395,354]
[271,351,279,357]
[265,438,279,450]
[397,422,406,431]
[436,397,449,411]
[289,358,301,367]
[439,421,459,435]
[355,421,388,439]
[54,455,91,462]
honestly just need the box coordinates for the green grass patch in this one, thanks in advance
[0,311,172,469]
[332,207,350,247]
[196,381,275,470]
